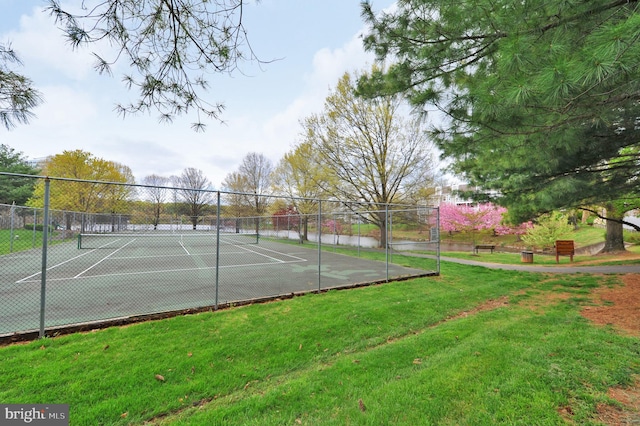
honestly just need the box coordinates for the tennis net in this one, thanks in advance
[77,232,259,249]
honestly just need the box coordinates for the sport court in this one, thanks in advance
[0,232,432,336]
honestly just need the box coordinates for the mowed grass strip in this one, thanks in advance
[0,259,638,425]
[160,300,638,425]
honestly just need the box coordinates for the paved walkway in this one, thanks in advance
[403,252,640,274]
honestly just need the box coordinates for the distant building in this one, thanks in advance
[428,184,499,207]
[25,157,48,170]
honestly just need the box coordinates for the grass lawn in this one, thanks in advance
[0,228,46,255]
[440,248,640,266]
[1,252,638,425]
[0,228,72,255]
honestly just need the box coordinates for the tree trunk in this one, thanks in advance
[602,218,625,252]
[376,211,388,248]
[302,216,308,241]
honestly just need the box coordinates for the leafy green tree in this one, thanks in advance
[0,144,40,204]
[28,150,135,229]
[4,1,262,130]
[101,162,136,231]
[0,43,42,129]
[302,69,436,247]
[273,141,330,240]
[360,0,640,251]
[521,213,574,251]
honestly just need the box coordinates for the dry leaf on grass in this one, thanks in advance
[155,374,165,382]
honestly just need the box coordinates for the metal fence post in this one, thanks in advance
[39,178,51,338]
[436,207,441,274]
[385,204,389,282]
[215,191,221,310]
[10,202,15,253]
[32,208,37,249]
[318,199,322,292]
[357,213,361,257]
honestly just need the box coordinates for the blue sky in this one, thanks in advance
[1,0,395,187]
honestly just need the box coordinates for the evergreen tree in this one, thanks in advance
[360,0,640,251]
[0,144,40,205]
[0,44,42,129]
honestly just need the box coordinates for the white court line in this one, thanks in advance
[15,238,125,283]
[74,239,137,278]
[111,252,212,260]
[241,244,307,262]
[109,248,262,260]
[15,240,309,284]
[16,259,307,283]
[109,245,305,261]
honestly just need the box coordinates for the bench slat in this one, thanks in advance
[555,240,574,263]
[474,244,495,254]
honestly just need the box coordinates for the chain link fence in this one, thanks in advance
[0,174,439,340]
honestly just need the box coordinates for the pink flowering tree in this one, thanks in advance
[440,203,531,249]
[322,218,346,244]
[440,203,506,234]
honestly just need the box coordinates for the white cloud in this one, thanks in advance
[261,33,375,160]
[7,6,95,81]
[33,85,99,127]
[306,34,373,89]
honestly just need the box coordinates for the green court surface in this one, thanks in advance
[0,235,433,336]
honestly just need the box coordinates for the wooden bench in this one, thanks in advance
[555,240,575,263]
[474,244,496,254]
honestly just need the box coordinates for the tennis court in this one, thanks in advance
[0,231,432,336]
